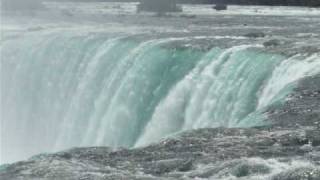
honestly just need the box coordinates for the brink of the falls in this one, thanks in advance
[1,2,320,180]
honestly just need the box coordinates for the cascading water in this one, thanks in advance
[1,31,320,164]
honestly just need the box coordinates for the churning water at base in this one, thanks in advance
[1,32,320,163]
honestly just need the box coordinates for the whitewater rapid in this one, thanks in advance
[1,0,320,164]
[1,30,320,164]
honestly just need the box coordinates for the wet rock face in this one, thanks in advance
[0,76,319,179]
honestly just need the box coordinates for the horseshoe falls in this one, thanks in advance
[1,31,319,164]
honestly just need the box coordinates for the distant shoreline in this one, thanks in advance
[53,0,320,7]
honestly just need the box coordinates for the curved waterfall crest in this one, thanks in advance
[1,33,320,163]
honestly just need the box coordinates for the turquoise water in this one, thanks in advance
[1,32,320,163]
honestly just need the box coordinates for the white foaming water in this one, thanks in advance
[1,2,320,164]
[2,31,320,163]
[190,158,318,180]
[135,45,258,146]
[84,38,178,147]
[258,54,320,109]
[136,50,320,147]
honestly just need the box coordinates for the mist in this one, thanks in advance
[1,0,44,11]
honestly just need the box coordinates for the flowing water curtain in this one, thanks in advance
[135,45,283,146]
[2,31,320,163]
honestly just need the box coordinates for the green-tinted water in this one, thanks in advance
[1,32,320,163]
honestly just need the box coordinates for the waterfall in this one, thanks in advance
[1,32,320,163]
